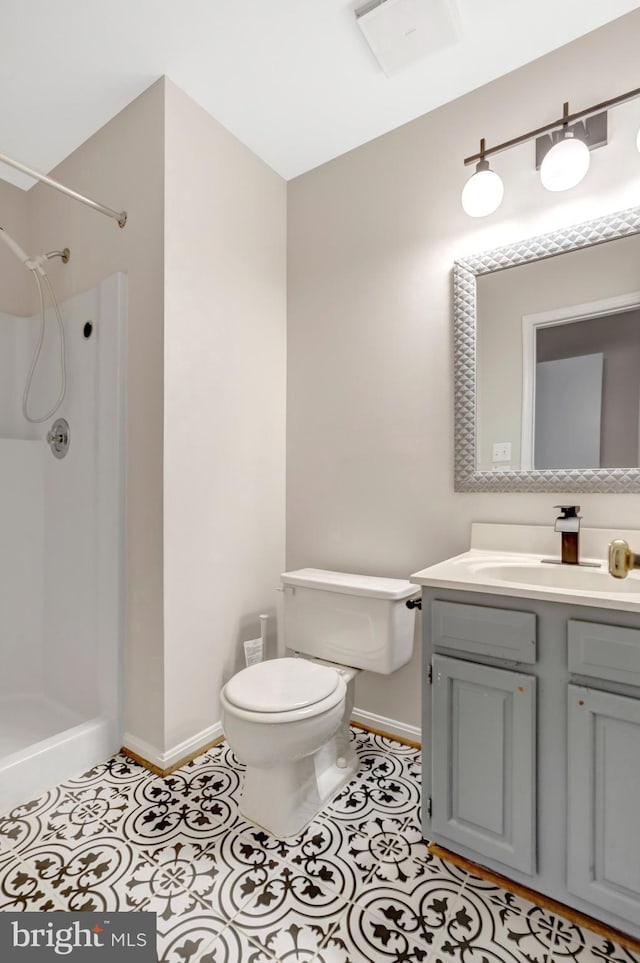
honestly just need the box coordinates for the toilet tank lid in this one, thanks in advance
[281,568,419,600]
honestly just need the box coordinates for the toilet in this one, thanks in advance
[220,568,418,837]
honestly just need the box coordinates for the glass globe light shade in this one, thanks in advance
[539,131,590,192]
[461,161,504,217]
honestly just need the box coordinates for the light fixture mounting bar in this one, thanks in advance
[463,84,640,167]
[534,112,608,170]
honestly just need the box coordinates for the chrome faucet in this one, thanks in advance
[554,505,581,565]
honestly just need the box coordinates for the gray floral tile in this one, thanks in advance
[346,814,444,889]
[203,824,287,923]
[0,850,61,912]
[231,862,350,945]
[127,840,222,921]
[154,877,282,961]
[157,912,228,963]
[102,763,244,847]
[63,752,151,791]
[43,787,126,842]
[235,814,375,903]
[549,917,639,963]
[326,771,420,825]
[17,836,141,912]
[325,739,421,827]
[202,742,246,773]
[318,901,432,962]
[0,787,72,854]
[261,919,339,961]
[17,832,235,946]
[203,923,276,962]
[352,877,463,957]
[434,883,559,963]
[362,731,421,757]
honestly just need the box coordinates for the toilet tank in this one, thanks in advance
[281,568,419,674]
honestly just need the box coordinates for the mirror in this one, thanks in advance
[454,206,640,492]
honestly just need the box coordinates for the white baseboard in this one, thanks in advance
[124,709,419,771]
[123,722,224,770]
[351,707,421,745]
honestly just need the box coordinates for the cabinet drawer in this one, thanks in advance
[431,600,536,663]
[568,620,640,686]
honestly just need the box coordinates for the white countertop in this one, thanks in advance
[410,523,640,613]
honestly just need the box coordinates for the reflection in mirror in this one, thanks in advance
[534,309,640,470]
[453,206,640,492]
[476,232,640,472]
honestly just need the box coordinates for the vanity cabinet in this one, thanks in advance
[421,588,640,942]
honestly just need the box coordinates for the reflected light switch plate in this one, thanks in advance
[492,442,512,462]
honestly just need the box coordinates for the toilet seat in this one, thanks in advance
[221,658,346,724]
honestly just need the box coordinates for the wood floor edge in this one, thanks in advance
[121,736,225,777]
[350,719,421,749]
[429,843,640,955]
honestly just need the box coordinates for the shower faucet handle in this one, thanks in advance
[46,418,70,459]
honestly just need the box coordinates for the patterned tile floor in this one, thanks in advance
[0,727,638,963]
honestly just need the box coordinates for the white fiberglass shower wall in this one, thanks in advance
[0,273,125,812]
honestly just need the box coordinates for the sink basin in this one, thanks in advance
[411,525,640,613]
[471,560,640,594]
[411,522,640,613]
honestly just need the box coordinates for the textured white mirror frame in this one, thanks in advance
[453,205,640,493]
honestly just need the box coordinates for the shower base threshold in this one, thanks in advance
[0,692,84,758]
[0,701,118,815]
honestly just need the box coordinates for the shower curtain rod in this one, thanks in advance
[0,151,127,228]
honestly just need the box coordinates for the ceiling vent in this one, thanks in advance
[355,0,462,77]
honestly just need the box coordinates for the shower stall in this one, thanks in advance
[0,271,126,813]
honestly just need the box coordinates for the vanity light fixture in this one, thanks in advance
[461,85,640,216]
[539,130,590,192]
[539,105,591,192]
[460,138,504,217]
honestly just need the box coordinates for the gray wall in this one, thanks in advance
[287,10,640,729]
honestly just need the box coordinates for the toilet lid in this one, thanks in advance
[224,658,340,713]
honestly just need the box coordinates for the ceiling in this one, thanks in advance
[1,0,639,189]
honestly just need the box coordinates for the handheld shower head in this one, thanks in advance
[0,226,47,275]
[0,224,67,422]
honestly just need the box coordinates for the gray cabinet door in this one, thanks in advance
[431,654,536,875]
[567,685,640,926]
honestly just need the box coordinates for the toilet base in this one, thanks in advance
[240,740,359,838]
